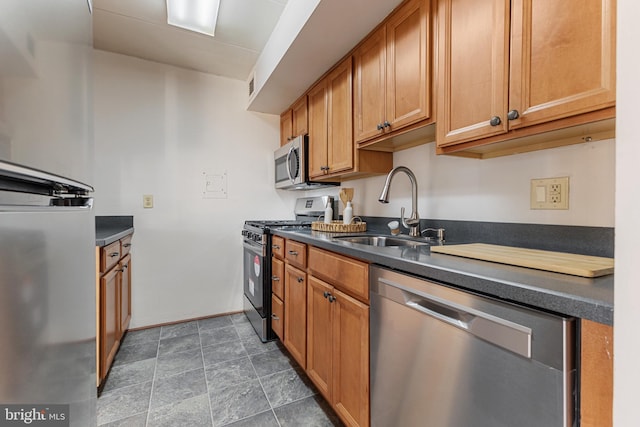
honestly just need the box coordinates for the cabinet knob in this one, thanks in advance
[377,123,383,131]
[507,110,520,120]
[489,116,502,126]
[271,314,280,320]
[297,277,304,283]
[383,120,390,128]
[323,291,330,298]
[271,276,280,281]
[328,295,336,303]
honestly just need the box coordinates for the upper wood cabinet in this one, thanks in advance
[436,0,616,153]
[308,56,354,179]
[354,0,431,144]
[280,95,308,146]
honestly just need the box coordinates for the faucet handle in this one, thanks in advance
[420,228,445,242]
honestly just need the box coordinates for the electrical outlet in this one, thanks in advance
[530,177,569,210]
[143,194,154,208]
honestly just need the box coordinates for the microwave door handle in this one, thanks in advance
[286,145,295,184]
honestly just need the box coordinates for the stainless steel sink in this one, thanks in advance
[332,235,431,247]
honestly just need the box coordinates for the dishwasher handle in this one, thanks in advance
[377,277,532,359]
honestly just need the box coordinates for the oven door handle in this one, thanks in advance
[243,238,265,257]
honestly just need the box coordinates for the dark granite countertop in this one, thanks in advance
[96,216,134,247]
[272,228,614,325]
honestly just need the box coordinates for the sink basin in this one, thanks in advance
[332,235,431,247]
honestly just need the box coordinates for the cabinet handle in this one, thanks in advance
[272,276,280,281]
[122,265,128,270]
[328,295,336,303]
[296,277,304,283]
[271,314,280,320]
[109,252,119,258]
[288,250,298,256]
[489,116,502,126]
[376,123,383,131]
[323,291,330,298]
[383,120,390,128]
[507,109,520,120]
[123,243,132,248]
[273,244,280,250]
[116,268,125,272]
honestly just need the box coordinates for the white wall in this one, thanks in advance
[317,139,615,228]
[614,1,640,425]
[93,50,297,328]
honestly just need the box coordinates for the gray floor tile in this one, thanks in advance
[155,347,203,379]
[120,328,161,348]
[102,358,156,394]
[199,325,240,347]
[97,381,152,426]
[98,412,147,427]
[223,410,279,427]
[250,348,297,377]
[113,342,158,366]
[204,357,257,392]
[234,322,258,338]
[157,333,200,356]
[202,340,247,367]
[274,395,343,427]
[160,321,198,340]
[209,380,271,426]
[240,334,279,356]
[198,315,233,331]
[147,394,212,427]
[261,368,316,408]
[150,368,207,409]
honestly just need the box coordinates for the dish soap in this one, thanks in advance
[324,200,333,224]
[343,201,353,224]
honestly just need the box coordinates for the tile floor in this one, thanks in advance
[97,313,343,426]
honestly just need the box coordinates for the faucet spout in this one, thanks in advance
[378,166,420,237]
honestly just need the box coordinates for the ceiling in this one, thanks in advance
[92,0,404,114]
[92,0,288,81]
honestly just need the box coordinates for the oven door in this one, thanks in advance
[243,237,267,316]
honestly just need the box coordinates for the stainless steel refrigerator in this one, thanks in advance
[0,1,96,425]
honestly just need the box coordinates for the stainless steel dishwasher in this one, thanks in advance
[370,266,576,427]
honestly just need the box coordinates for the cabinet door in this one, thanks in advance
[327,56,354,175]
[119,254,131,337]
[271,294,285,341]
[284,264,307,368]
[332,288,370,427]
[271,257,284,300]
[580,320,613,427]
[436,0,510,146]
[280,109,293,146]
[354,27,386,143]
[292,96,308,137]
[306,276,334,402]
[386,0,430,130]
[99,266,119,381]
[308,80,328,179]
[508,0,616,129]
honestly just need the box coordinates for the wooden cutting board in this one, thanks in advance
[429,243,614,278]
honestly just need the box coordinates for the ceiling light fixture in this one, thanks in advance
[166,0,220,37]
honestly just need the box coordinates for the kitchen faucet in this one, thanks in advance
[378,166,420,237]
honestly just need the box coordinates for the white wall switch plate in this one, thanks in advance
[530,177,569,210]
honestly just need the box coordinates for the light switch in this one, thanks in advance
[143,194,153,208]
[535,186,546,203]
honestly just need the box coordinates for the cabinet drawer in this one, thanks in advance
[272,236,285,259]
[272,257,285,300]
[308,246,369,303]
[271,294,284,341]
[100,241,121,273]
[285,240,307,269]
[120,234,133,257]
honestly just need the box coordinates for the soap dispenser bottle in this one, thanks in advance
[343,201,353,224]
[324,200,333,224]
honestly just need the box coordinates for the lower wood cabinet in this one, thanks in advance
[580,319,613,427]
[96,233,133,386]
[284,263,307,369]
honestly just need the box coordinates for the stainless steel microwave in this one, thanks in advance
[274,135,338,190]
